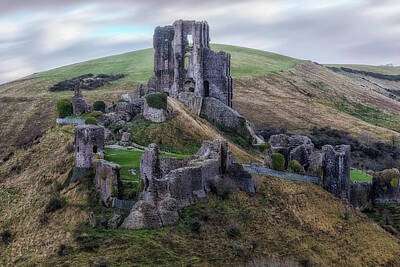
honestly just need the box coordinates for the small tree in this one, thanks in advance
[85,117,98,125]
[270,153,285,171]
[93,101,106,112]
[57,99,73,118]
[288,160,303,174]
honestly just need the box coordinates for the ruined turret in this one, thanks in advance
[322,145,351,200]
[71,82,88,115]
[71,125,104,182]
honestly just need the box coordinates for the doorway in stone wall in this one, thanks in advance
[204,80,210,97]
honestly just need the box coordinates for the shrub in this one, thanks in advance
[145,93,168,110]
[85,117,98,125]
[65,142,74,154]
[45,193,66,213]
[93,101,106,112]
[288,160,303,174]
[91,111,103,118]
[258,142,270,152]
[1,230,12,245]
[270,153,285,171]
[57,99,73,118]
[227,224,241,238]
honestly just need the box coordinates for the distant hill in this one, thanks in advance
[325,64,400,75]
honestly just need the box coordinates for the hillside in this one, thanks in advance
[325,64,400,76]
[2,122,400,266]
[2,44,400,265]
[2,44,400,163]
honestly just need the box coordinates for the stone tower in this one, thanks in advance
[322,145,351,200]
[150,20,233,107]
[71,82,88,115]
[71,125,104,182]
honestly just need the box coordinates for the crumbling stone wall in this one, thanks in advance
[121,139,255,229]
[150,20,232,107]
[71,86,88,115]
[371,168,400,204]
[94,159,120,207]
[322,145,351,200]
[72,125,104,182]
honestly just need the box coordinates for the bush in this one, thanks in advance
[258,142,270,152]
[146,93,168,110]
[270,153,285,171]
[85,117,98,125]
[288,160,303,174]
[1,230,12,245]
[45,193,66,213]
[93,101,106,112]
[57,99,73,118]
[226,224,241,238]
[91,111,103,118]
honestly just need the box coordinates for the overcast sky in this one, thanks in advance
[1,0,399,84]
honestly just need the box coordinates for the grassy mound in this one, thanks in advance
[145,93,167,110]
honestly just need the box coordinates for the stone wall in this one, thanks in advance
[150,20,232,107]
[143,97,167,123]
[121,139,255,230]
[94,159,120,207]
[322,145,351,200]
[371,168,400,204]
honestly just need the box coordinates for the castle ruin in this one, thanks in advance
[148,20,233,108]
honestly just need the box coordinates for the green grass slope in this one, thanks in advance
[325,64,400,75]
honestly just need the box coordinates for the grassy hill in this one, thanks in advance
[325,64,400,75]
[2,44,400,265]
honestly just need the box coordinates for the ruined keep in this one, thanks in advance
[71,125,104,182]
[149,20,233,108]
[322,145,351,200]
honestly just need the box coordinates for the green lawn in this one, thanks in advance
[104,147,188,199]
[350,169,373,182]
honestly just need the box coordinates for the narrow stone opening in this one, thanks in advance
[187,34,193,47]
[93,145,97,153]
[184,79,195,92]
[184,51,191,71]
[204,80,210,97]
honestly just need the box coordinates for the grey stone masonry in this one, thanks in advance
[121,139,255,230]
[71,85,88,115]
[322,145,351,200]
[150,20,232,107]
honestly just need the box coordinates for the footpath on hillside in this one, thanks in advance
[243,164,319,183]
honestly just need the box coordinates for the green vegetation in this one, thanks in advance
[270,153,285,171]
[325,64,400,75]
[258,142,270,152]
[93,101,106,112]
[145,93,168,110]
[127,119,203,154]
[350,170,373,182]
[288,160,303,174]
[56,99,72,118]
[335,96,400,133]
[85,117,98,125]
[90,111,103,118]
[104,148,187,199]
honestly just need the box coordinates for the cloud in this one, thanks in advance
[1,0,399,84]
